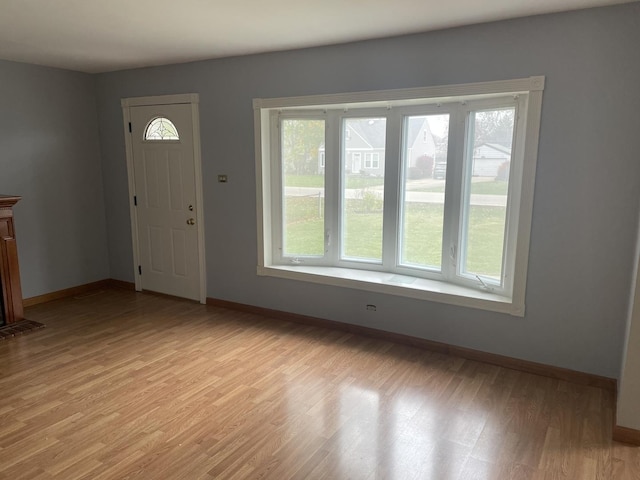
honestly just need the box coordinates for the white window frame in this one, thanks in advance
[254,77,544,316]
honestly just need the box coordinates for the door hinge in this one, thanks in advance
[134,195,137,206]
[129,122,132,133]
[138,265,142,275]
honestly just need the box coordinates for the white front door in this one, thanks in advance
[125,99,204,302]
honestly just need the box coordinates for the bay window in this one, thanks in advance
[254,77,544,315]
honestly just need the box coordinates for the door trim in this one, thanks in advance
[121,93,206,304]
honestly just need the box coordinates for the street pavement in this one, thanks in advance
[284,186,506,207]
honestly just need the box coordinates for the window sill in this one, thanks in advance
[257,265,524,317]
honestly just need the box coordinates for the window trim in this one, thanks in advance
[254,77,544,316]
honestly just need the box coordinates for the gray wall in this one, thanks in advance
[0,60,109,298]
[95,3,640,378]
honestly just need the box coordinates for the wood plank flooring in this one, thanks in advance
[0,287,637,479]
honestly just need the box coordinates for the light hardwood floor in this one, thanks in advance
[0,288,638,479]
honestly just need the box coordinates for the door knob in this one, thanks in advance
[187,218,196,225]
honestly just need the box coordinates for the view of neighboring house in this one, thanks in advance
[318,117,436,176]
[473,142,511,177]
[317,122,512,179]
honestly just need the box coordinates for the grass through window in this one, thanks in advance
[284,196,505,276]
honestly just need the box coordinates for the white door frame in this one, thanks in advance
[121,93,207,304]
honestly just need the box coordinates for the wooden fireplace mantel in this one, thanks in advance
[0,195,24,324]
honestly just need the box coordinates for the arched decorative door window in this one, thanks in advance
[144,117,180,140]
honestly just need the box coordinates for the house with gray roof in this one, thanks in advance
[318,117,436,176]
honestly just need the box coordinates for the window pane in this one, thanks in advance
[400,114,449,269]
[342,118,386,262]
[461,108,514,281]
[145,117,179,140]
[281,119,325,257]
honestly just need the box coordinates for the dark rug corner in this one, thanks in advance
[0,319,46,340]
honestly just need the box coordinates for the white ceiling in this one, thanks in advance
[0,0,633,74]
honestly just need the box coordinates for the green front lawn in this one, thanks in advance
[283,196,506,277]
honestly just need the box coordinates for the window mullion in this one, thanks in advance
[441,105,466,283]
[459,107,476,283]
[502,96,528,296]
[272,112,284,264]
[382,110,402,270]
[325,111,341,265]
